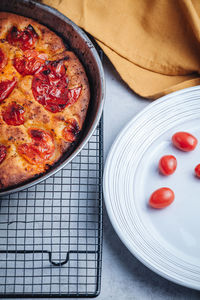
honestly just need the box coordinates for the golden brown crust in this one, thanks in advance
[0,12,90,190]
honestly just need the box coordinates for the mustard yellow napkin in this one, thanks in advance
[42,0,200,99]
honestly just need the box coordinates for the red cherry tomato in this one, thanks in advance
[0,48,7,71]
[149,187,175,209]
[172,132,197,152]
[32,60,69,113]
[0,78,17,102]
[32,59,82,113]
[17,143,43,165]
[62,118,80,142]
[28,128,54,159]
[6,25,38,51]
[195,164,200,178]
[67,86,82,106]
[18,128,54,164]
[14,50,47,76]
[0,145,7,164]
[2,102,25,126]
[158,155,177,175]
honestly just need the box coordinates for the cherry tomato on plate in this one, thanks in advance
[195,164,200,178]
[149,187,175,209]
[172,131,197,152]
[158,155,177,176]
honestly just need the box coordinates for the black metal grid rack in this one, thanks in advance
[0,119,103,298]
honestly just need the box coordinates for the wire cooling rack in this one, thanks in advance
[0,118,103,298]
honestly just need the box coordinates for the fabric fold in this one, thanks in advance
[42,0,200,99]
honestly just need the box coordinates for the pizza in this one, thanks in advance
[0,12,90,190]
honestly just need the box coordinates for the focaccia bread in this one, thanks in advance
[0,12,90,189]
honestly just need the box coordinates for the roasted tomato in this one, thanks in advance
[67,86,82,106]
[149,187,175,209]
[0,48,7,70]
[0,78,17,102]
[158,155,177,176]
[6,25,38,50]
[17,143,44,165]
[62,118,80,142]
[2,102,25,126]
[172,132,197,152]
[32,59,82,113]
[18,128,54,164]
[28,128,54,159]
[13,50,47,75]
[0,145,7,164]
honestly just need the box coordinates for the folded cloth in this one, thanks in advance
[42,0,200,99]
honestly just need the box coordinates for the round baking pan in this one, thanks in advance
[0,0,105,196]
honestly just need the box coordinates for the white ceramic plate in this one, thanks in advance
[103,86,200,290]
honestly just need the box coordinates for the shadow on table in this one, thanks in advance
[103,204,200,299]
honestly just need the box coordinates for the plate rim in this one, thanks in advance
[103,85,200,290]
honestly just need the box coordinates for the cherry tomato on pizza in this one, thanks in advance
[32,59,82,113]
[28,128,54,159]
[0,48,7,71]
[14,50,47,75]
[18,129,54,165]
[6,24,38,50]
[67,86,82,106]
[0,145,7,165]
[0,78,17,102]
[2,102,25,126]
[62,118,80,142]
[17,143,44,165]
